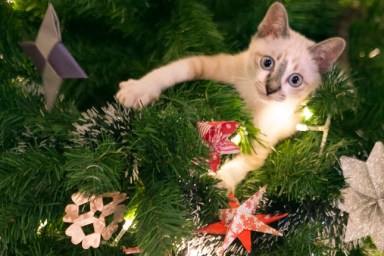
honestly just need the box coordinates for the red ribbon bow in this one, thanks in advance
[197,121,240,172]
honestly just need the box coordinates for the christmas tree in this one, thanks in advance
[1,0,384,255]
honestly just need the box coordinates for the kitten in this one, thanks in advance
[116,2,346,192]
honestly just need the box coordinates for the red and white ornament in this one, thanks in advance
[196,185,287,254]
[197,121,240,172]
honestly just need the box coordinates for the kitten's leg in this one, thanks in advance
[216,142,272,192]
[116,53,245,108]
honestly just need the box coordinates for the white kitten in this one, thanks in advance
[116,2,346,192]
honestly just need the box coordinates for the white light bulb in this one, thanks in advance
[302,107,313,120]
[123,219,133,230]
[369,48,380,58]
[37,219,48,234]
[231,133,241,145]
[296,124,309,131]
[187,248,199,256]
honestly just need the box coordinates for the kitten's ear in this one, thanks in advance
[310,37,346,74]
[257,2,289,38]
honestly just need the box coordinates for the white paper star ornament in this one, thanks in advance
[338,141,384,252]
[20,4,87,111]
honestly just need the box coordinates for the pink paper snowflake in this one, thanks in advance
[63,192,127,249]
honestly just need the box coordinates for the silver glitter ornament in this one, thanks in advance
[338,141,384,252]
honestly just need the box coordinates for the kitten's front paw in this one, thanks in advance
[209,169,237,193]
[116,79,160,109]
[214,159,250,193]
[214,171,236,194]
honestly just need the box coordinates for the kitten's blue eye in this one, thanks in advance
[260,56,274,70]
[288,73,303,87]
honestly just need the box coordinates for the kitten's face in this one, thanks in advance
[248,31,321,103]
[245,2,346,104]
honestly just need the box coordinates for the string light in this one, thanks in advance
[186,248,199,256]
[296,124,309,131]
[302,106,313,120]
[37,219,48,235]
[296,107,332,154]
[296,124,325,132]
[123,218,134,230]
[368,48,380,58]
[230,125,249,147]
[231,133,241,145]
[112,205,137,247]
[112,218,134,246]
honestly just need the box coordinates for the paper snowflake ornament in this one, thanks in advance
[197,186,287,254]
[63,192,127,249]
[20,4,87,110]
[338,141,384,252]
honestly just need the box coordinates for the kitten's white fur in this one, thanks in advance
[116,2,346,192]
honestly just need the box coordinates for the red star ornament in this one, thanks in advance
[196,185,287,253]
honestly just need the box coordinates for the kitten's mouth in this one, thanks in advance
[258,86,285,102]
[265,85,280,95]
[254,82,284,102]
